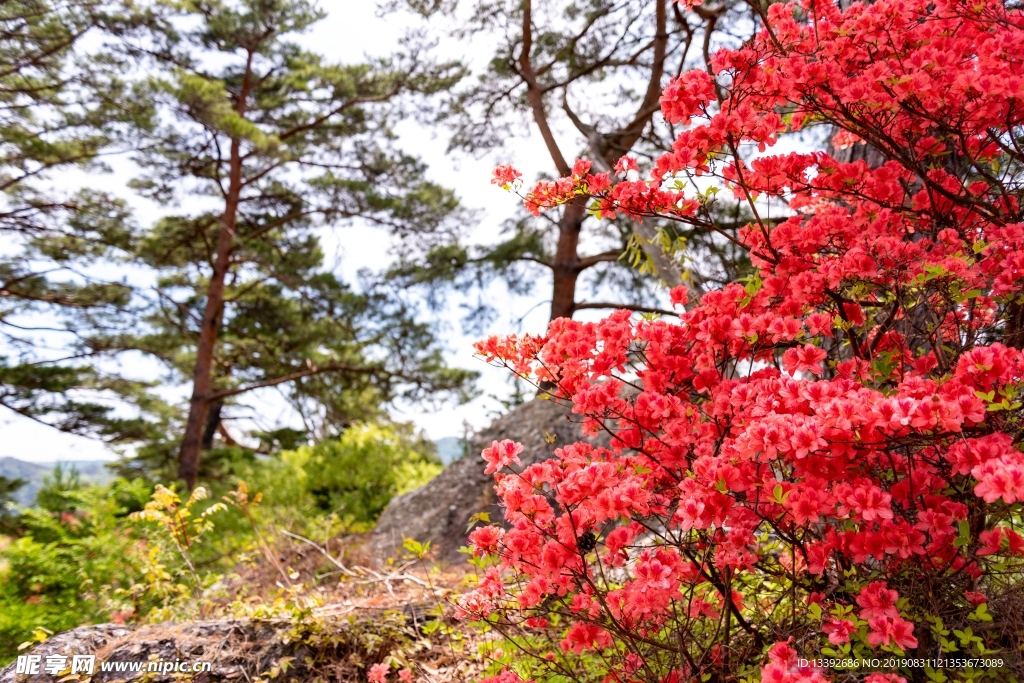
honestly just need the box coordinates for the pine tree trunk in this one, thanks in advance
[178,139,245,487]
[550,203,585,320]
[178,56,253,487]
[201,399,224,450]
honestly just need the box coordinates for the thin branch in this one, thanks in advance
[207,361,407,401]
[519,0,570,176]
[576,249,624,270]
[575,301,679,316]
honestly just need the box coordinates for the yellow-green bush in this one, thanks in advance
[288,423,441,526]
[0,422,442,665]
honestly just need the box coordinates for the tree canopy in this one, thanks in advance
[0,0,477,485]
[386,0,755,327]
[0,0,156,442]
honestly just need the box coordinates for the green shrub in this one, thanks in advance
[0,476,151,663]
[0,475,25,534]
[0,423,441,665]
[290,423,442,526]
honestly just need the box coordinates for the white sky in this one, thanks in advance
[1,0,599,462]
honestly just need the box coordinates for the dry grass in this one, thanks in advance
[115,531,497,683]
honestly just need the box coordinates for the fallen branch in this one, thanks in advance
[280,529,357,576]
[280,530,431,592]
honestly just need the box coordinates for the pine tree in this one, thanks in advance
[110,0,474,486]
[0,0,157,442]
[387,0,755,327]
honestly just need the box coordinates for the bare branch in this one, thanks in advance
[575,301,679,317]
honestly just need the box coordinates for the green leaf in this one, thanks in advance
[772,484,789,504]
[403,538,431,559]
[967,603,992,622]
[466,511,491,533]
[954,520,971,547]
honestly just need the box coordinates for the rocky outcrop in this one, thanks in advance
[371,399,607,562]
[1,608,436,683]
[0,621,288,683]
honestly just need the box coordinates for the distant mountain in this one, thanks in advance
[434,437,466,465]
[0,457,115,507]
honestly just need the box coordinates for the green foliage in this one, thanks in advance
[33,464,83,513]
[129,483,228,593]
[1,0,476,485]
[0,422,441,665]
[0,1,150,175]
[225,423,445,530]
[0,474,253,664]
[0,467,279,664]
[291,423,443,525]
[0,0,158,445]
[0,476,151,664]
[0,475,26,534]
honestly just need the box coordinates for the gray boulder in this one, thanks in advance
[371,399,607,562]
[1,610,425,683]
[0,621,282,683]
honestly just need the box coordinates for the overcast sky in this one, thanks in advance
[1,0,598,462]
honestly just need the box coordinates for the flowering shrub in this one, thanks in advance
[462,0,1024,681]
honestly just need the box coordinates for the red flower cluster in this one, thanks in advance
[476,0,1024,680]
